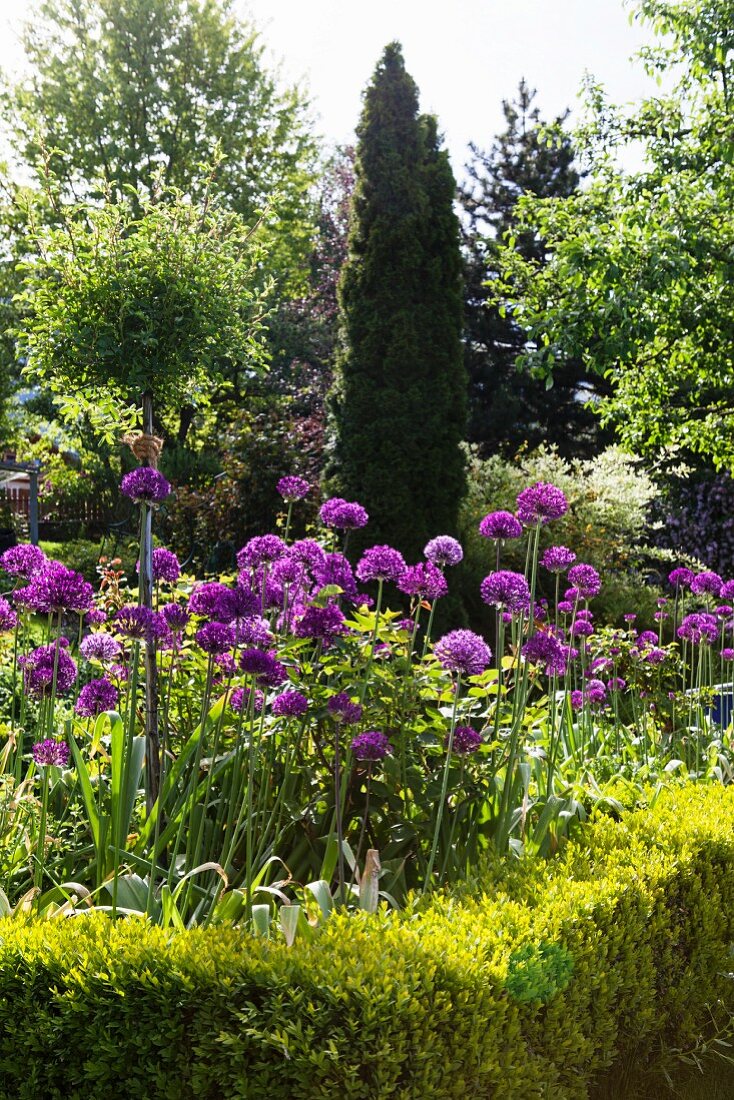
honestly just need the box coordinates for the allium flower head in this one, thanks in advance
[424,536,463,568]
[608,677,626,691]
[0,543,46,579]
[571,620,593,637]
[75,677,119,717]
[449,726,482,755]
[643,647,667,665]
[85,609,107,626]
[277,475,311,502]
[15,560,94,614]
[398,562,448,601]
[522,631,567,675]
[271,690,308,717]
[478,511,522,540]
[295,603,347,641]
[690,571,723,598]
[290,539,327,572]
[567,563,601,600]
[195,622,235,655]
[236,535,287,571]
[120,468,170,504]
[80,632,122,662]
[239,648,288,686]
[328,693,362,724]
[585,679,607,704]
[161,603,190,633]
[0,597,17,632]
[541,546,576,574]
[319,497,369,530]
[721,580,734,601]
[189,582,237,622]
[355,545,406,584]
[677,612,719,645]
[32,739,70,767]
[230,686,264,714]
[313,552,357,601]
[234,616,273,648]
[20,641,77,697]
[722,648,734,661]
[434,630,492,677]
[351,730,392,762]
[480,570,530,614]
[669,567,695,589]
[152,548,181,583]
[516,482,568,526]
[114,605,167,642]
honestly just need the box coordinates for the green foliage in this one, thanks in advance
[15,175,271,435]
[492,0,734,470]
[0,786,732,1097]
[329,42,467,560]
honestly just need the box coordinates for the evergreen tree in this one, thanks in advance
[460,81,612,458]
[330,43,466,561]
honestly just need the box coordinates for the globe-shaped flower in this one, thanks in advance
[277,475,311,502]
[312,552,358,601]
[236,535,287,571]
[290,538,327,572]
[478,511,522,540]
[522,631,567,676]
[677,612,719,645]
[114,605,168,642]
[669,567,695,590]
[585,678,607,704]
[20,641,77,697]
[721,580,734,601]
[434,630,492,677]
[295,603,347,641]
[571,620,594,638]
[540,546,576,574]
[230,686,264,714]
[0,597,18,633]
[189,582,237,622]
[567,563,601,600]
[75,677,119,717]
[14,560,94,614]
[480,570,530,614]
[80,632,122,662]
[516,482,568,526]
[319,497,369,530]
[328,693,363,724]
[424,536,463,568]
[32,739,70,767]
[234,616,274,648]
[0,543,46,579]
[271,690,309,717]
[351,730,392,762]
[449,726,482,755]
[195,622,235,655]
[690,571,723,598]
[398,562,448,601]
[355,545,406,584]
[239,648,288,686]
[161,603,191,633]
[120,468,171,504]
[152,548,181,583]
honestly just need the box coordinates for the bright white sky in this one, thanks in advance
[0,0,659,178]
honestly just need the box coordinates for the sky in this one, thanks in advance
[0,0,660,178]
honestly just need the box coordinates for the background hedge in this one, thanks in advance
[0,786,733,1098]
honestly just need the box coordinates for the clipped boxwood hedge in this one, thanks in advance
[1,786,734,1098]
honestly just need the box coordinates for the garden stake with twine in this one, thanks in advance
[123,393,163,812]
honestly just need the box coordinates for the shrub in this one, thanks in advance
[0,785,731,1098]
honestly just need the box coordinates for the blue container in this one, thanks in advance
[711,683,734,728]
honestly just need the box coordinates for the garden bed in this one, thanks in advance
[1,784,733,1099]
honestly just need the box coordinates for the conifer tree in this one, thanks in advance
[330,43,466,560]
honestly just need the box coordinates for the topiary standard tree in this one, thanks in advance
[329,43,466,562]
[16,168,270,805]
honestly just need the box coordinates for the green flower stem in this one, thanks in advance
[423,672,461,892]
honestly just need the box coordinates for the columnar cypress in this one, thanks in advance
[330,42,466,561]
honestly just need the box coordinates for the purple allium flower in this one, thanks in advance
[586,679,607,704]
[540,546,577,574]
[234,616,273,648]
[637,630,658,648]
[424,536,463,568]
[195,622,235,655]
[236,535,287,571]
[313,552,358,601]
[114,605,167,642]
[230,686,264,714]
[80,632,122,662]
[480,570,530,614]
[570,690,584,711]
[654,611,669,622]
[643,647,667,665]
[690,571,723,598]
[271,690,308,717]
[449,725,482,755]
[669,567,695,589]
[270,553,306,587]
[567,563,601,600]
[395,617,415,632]
[516,482,568,527]
[721,580,734,601]
[238,648,288,686]
[85,609,107,625]
[295,603,347,641]
[15,560,94,614]
[590,656,612,673]
[20,641,77,697]
[434,630,492,677]
[557,600,574,614]
[0,543,46,579]
[121,467,170,504]
[624,613,637,623]
[576,609,593,621]
[277,475,311,502]
[350,730,392,762]
[608,677,627,691]
[161,603,190,633]
[290,539,327,572]
[0,597,17,632]
[32,739,70,767]
[716,605,733,618]
[152,548,181,583]
[319,497,369,530]
[478,511,523,540]
[75,677,119,717]
[677,612,719,645]
[215,653,236,676]
[722,649,734,661]
[189,582,237,622]
[522,631,567,676]
[571,620,594,638]
[355,545,407,584]
[328,693,363,724]
[398,562,448,601]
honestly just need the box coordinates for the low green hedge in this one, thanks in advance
[0,786,733,1098]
